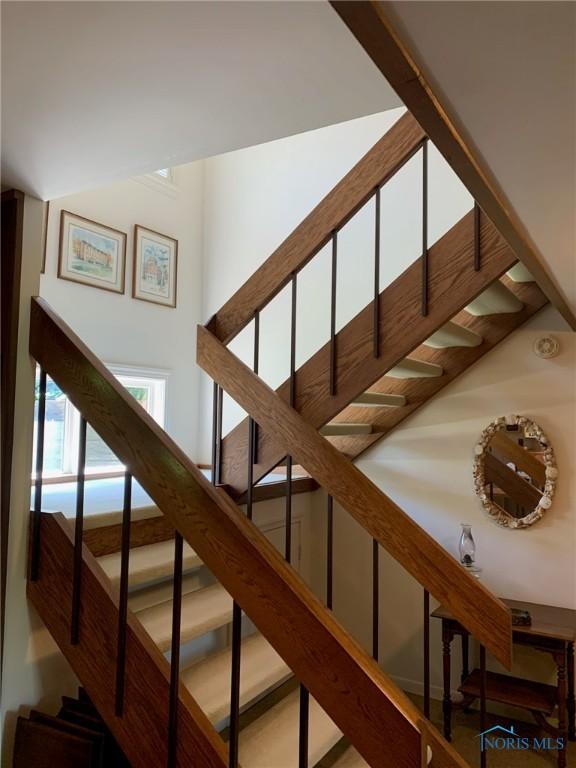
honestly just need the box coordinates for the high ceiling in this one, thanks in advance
[1,1,400,200]
[386,0,576,312]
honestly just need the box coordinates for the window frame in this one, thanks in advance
[33,364,169,482]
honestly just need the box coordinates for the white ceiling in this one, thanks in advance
[386,0,576,313]
[1,1,400,200]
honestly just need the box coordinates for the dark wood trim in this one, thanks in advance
[1,188,25,678]
[132,224,178,309]
[28,512,228,768]
[57,210,127,295]
[329,0,576,331]
[207,111,426,344]
[219,210,517,494]
[231,476,319,505]
[83,514,173,558]
[196,324,513,669]
[30,297,430,768]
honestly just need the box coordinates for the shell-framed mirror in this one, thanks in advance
[473,415,558,529]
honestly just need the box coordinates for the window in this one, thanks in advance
[133,167,178,197]
[32,365,168,479]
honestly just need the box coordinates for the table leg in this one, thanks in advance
[442,623,453,742]
[461,633,470,683]
[568,642,575,742]
[554,648,567,768]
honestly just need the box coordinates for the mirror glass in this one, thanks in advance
[473,416,557,529]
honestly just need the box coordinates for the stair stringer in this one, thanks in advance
[27,512,228,768]
[218,208,519,494]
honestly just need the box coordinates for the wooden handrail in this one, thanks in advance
[30,296,453,768]
[207,111,426,344]
[329,1,576,331]
[484,453,542,511]
[28,512,228,768]
[490,431,546,486]
[219,208,518,494]
[197,324,513,669]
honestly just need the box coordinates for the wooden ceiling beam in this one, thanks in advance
[330,0,576,330]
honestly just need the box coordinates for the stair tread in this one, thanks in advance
[424,321,482,349]
[332,747,367,768]
[387,357,443,379]
[181,633,291,724]
[465,282,523,316]
[97,539,201,588]
[351,392,406,408]
[507,263,534,283]
[320,423,373,436]
[239,688,342,768]
[134,582,233,651]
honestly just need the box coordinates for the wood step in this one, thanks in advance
[459,669,557,715]
[424,321,482,349]
[320,423,374,437]
[465,282,524,316]
[239,688,342,768]
[332,746,367,768]
[507,263,534,283]
[127,572,201,613]
[181,633,292,725]
[134,582,233,652]
[386,357,443,379]
[350,392,406,408]
[97,538,202,588]
[13,718,100,768]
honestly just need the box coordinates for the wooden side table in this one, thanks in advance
[432,599,575,768]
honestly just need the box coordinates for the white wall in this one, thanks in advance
[310,306,575,700]
[199,108,472,459]
[40,166,205,459]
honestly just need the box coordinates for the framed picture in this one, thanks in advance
[58,210,126,294]
[132,225,178,308]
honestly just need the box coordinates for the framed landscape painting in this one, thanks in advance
[132,225,178,308]
[58,210,126,293]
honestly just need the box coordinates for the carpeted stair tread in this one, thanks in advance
[181,633,291,725]
[239,688,342,768]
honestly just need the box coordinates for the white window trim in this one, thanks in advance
[36,364,170,479]
[132,167,178,198]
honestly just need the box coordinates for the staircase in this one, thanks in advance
[23,109,552,768]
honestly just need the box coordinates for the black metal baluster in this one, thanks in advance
[326,495,333,610]
[329,231,338,396]
[252,310,260,465]
[31,368,47,582]
[167,532,183,768]
[372,539,379,662]
[480,645,487,768]
[424,589,430,719]
[299,684,309,768]
[71,416,87,645]
[373,187,381,358]
[474,202,481,271]
[211,381,220,485]
[115,472,132,716]
[421,140,429,316]
[247,311,259,522]
[285,275,297,562]
[228,602,242,768]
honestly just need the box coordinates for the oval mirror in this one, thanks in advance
[473,415,557,529]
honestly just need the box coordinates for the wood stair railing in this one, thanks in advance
[217,209,529,496]
[197,324,512,669]
[29,296,465,768]
[207,111,426,345]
